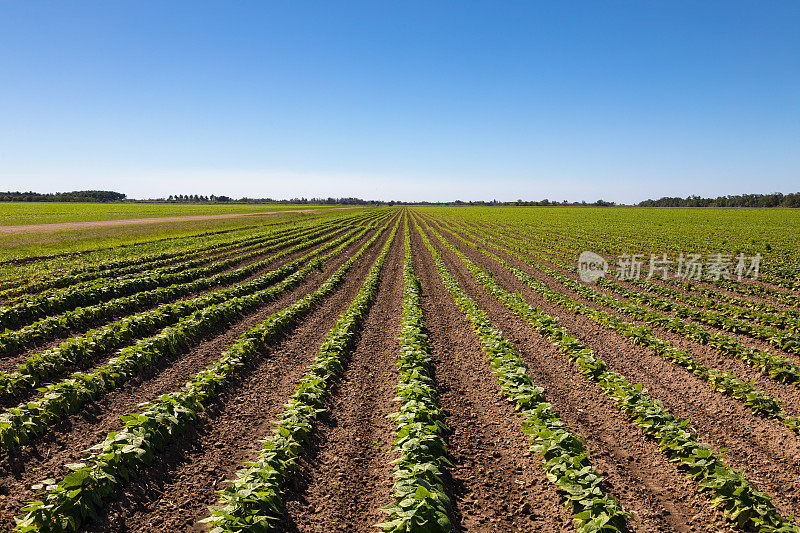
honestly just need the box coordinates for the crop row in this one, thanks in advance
[660,276,800,320]
[456,222,800,389]
[488,221,800,347]
[468,219,800,310]
[438,224,799,436]
[0,224,365,401]
[0,214,376,331]
[377,219,452,533]
[416,219,629,532]
[0,222,380,452]
[0,219,351,358]
[12,217,396,532]
[469,220,800,324]
[14,210,383,300]
[0,226,276,301]
[204,219,399,532]
[0,216,312,299]
[611,276,800,354]
[417,217,799,532]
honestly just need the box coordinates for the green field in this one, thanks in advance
[0,203,359,267]
[3,206,800,533]
[418,206,800,260]
[0,204,367,276]
[0,202,338,226]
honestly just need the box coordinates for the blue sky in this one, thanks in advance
[1,2,798,202]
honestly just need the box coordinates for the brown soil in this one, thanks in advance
[0,230,351,410]
[447,223,800,411]
[428,219,800,524]
[409,222,576,532]
[0,223,391,530]
[278,222,405,532]
[475,231,800,417]
[420,219,734,532]
[0,207,362,234]
[4,210,797,533]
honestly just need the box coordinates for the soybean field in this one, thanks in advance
[2,206,800,532]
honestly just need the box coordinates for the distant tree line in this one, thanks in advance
[638,193,800,208]
[0,190,126,202]
[411,199,616,207]
[163,195,378,205]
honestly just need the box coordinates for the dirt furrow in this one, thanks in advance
[452,224,800,422]
[279,222,405,532]
[0,230,348,379]
[0,226,391,530]
[423,221,735,532]
[430,221,800,522]
[409,222,575,532]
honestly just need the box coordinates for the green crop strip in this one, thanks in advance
[13,216,397,532]
[436,223,800,436]
[659,276,800,322]
[461,220,800,321]
[461,222,800,391]
[0,222,379,452]
[0,219,308,300]
[627,276,800,333]
[0,218,364,332]
[601,276,800,356]
[0,209,379,293]
[415,219,629,533]
[0,223,362,401]
[377,218,452,533]
[201,218,399,532]
[0,221,346,358]
[416,217,800,532]
[481,221,800,356]
[452,215,800,310]
[0,210,384,302]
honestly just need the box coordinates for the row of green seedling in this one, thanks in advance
[471,221,800,310]
[0,219,351,358]
[378,221,452,533]
[457,222,800,389]
[0,225,363,401]
[438,224,800,436]
[421,219,799,533]
[0,214,376,331]
[1,224,281,301]
[612,276,800,353]
[0,217,322,300]
[13,216,393,533]
[416,219,629,533]
[202,220,398,533]
[466,221,800,321]
[10,209,382,300]
[0,224,380,452]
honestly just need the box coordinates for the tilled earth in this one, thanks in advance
[2,210,799,532]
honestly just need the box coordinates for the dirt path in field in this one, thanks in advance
[0,228,350,407]
[427,219,800,525]
[421,219,734,532]
[408,221,576,532]
[279,222,404,532]
[0,224,393,531]
[0,207,363,233]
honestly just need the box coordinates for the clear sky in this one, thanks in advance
[1,1,798,203]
